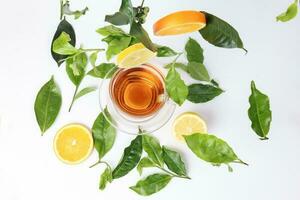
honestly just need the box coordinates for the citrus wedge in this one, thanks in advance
[153,10,206,36]
[54,124,93,164]
[117,43,156,68]
[172,112,207,141]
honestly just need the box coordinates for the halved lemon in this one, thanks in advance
[117,43,156,68]
[153,10,206,36]
[172,112,207,141]
[54,124,93,164]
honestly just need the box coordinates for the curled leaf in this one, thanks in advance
[276,0,299,22]
[105,0,134,25]
[52,32,78,55]
[137,157,155,175]
[62,1,89,20]
[99,167,112,190]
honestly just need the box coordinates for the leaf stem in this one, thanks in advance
[89,160,111,170]
[233,159,249,166]
[68,85,79,112]
[140,0,145,7]
[81,48,105,52]
[171,53,183,68]
[156,165,190,180]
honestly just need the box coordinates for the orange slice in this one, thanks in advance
[153,10,206,36]
[54,124,93,164]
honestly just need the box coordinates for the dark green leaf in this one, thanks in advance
[66,52,87,86]
[52,32,79,55]
[34,76,62,134]
[187,83,223,103]
[162,146,187,176]
[187,62,210,82]
[74,86,97,100]
[51,19,76,66]
[130,173,172,196]
[276,0,299,22]
[248,81,272,140]
[185,38,204,63]
[164,62,188,72]
[142,134,164,167]
[105,0,134,25]
[137,157,155,175]
[99,167,112,190]
[157,46,177,57]
[130,21,157,51]
[96,25,125,36]
[199,12,246,52]
[87,63,118,79]
[92,108,116,160]
[112,135,142,179]
[165,66,188,106]
[62,1,88,20]
[184,133,247,169]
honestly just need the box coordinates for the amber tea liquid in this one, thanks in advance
[109,64,165,117]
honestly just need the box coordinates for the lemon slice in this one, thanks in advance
[117,43,156,68]
[54,124,93,164]
[172,112,207,141]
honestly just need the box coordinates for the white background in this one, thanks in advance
[0,0,300,199]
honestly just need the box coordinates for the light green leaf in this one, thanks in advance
[92,108,117,160]
[130,173,172,196]
[276,0,299,22]
[99,167,112,190]
[184,133,248,170]
[34,76,62,134]
[185,38,204,63]
[74,86,97,100]
[165,66,188,106]
[66,52,87,86]
[142,134,164,167]
[137,157,155,175]
[52,32,79,55]
[248,81,272,140]
[96,25,125,36]
[187,62,210,82]
[87,63,118,79]
[164,62,188,72]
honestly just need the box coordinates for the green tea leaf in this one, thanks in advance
[130,21,157,51]
[34,76,62,134]
[157,46,178,57]
[51,19,76,66]
[105,0,134,25]
[185,38,204,63]
[199,12,246,52]
[62,1,88,20]
[162,146,187,176]
[165,66,188,106]
[102,35,132,60]
[96,25,125,36]
[248,81,272,140]
[66,52,87,86]
[164,62,188,72]
[137,157,155,175]
[92,108,116,160]
[276,0,299,22]
[112,135,142,179]
[187,83,223,103]
[184,133,247,169]
[142,134,164,167]
[130,173,172,196]
[99,167,112,190]
[187,62,210,82]
[74,86,97,100]
[87,63,118,78]
[52,32,79,55]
